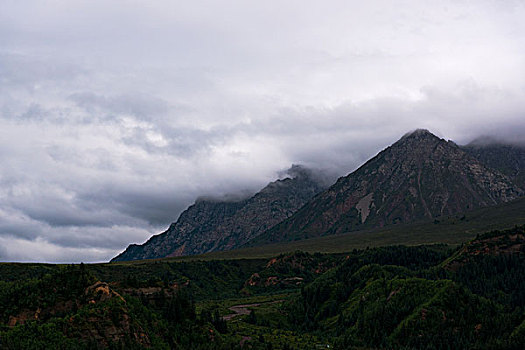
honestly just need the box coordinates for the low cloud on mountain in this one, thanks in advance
[1,0,525,262]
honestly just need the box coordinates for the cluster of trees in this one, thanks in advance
[285,228,525,349]
[0,227,524,349]
[0,263,94,323]
[0,266,235,349]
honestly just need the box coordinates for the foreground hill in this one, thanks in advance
[252,129,523,245]
[1,226,523,349]
[285,225,525,349]
[112,165,327,262]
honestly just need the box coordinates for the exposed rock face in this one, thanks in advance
[242,251,337,292]
[112,165,328,261]
[85,281,125,303]
[74,282,151,348]
[253,130,523,244]
[6,280,151,348]
[462,137,525,188]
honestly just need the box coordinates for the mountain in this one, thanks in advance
[462,137,525,188]
[112,165,328,261]
[250,129,523,245]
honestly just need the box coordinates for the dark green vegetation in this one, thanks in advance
[1,226,524,349]
[286,226,525,349]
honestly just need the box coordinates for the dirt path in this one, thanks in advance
[222,300,282,321]
[222,303,260,321]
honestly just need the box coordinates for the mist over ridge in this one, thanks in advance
[1,1,525,262]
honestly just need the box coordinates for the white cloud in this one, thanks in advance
[0,0,524,262]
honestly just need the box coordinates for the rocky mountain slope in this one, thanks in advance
[251,129,523,245]
[112,165,328,261]
[462,137,525,188]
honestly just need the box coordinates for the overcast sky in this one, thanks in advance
[1,0,525,262]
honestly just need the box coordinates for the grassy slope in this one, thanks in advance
[145,196,525,262]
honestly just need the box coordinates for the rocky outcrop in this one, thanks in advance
[462,137,525,188]
[5,280,151,347]
[242,251,337,292]
[112,165,328,261]
[252,130,523,244]
[85,281,125,303]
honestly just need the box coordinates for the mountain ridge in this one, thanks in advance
[113,129,524,262]
[250,129,523,245]
[112,165,328,261]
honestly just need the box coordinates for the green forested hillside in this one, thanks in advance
[285,226,525,349]
[0,226,523,349]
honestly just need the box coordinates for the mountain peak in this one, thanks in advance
[387,128,447,159]
[112,164,328,261]
[400,128,439,142]
[252,130,523,244]
[280,164,312,180]
[467,136,506,147]
[466,135,525,148]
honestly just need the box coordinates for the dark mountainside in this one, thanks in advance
[462,137,525,188]
[251,129,523,245]
[112,165,328,262]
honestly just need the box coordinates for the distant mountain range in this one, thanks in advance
[113,129,524,262]
[112,165,328,261]
[252,129,523,245]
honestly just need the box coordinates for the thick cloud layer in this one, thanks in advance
[1,1,525,262]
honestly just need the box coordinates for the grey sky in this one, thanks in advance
[1,0,524,262]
